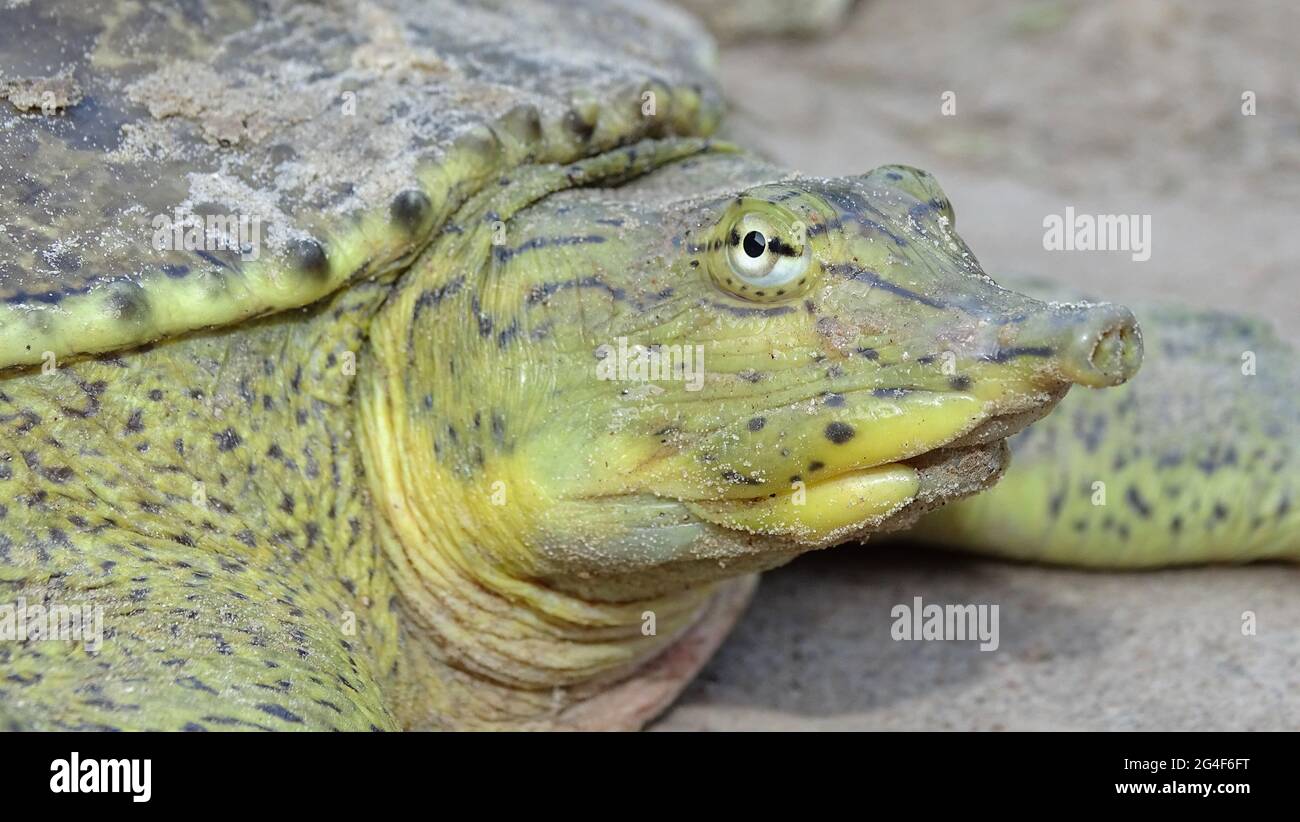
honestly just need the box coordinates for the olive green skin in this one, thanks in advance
[2,0,1291,733]
[0,139,1133,730]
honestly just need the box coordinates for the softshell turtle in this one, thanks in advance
[0,0,1288,732]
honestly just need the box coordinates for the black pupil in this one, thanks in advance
[742,230,767,258]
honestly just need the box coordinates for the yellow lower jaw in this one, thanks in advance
[586,391,983,502]
[686,463,919,545]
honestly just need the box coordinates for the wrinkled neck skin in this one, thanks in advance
[360,140,744,729]
[358,140,1140,728]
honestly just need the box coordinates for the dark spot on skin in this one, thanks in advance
[289,238,329,280]
[1212,502,1229,522]
[527,276,624,305]
[949,375,971,391]
[214,428,242,451]
[21,451,73,484]
[148,389,163,401]
[495,235,606,264]
[107,289,148,323]
[856,347,879,360]
[822,392,845,407]
[7,413,42,443]
[124,409,144,434]
[1074,411,1106,455]
[470,295,493,336]
[981,346,1054,363]
[747,417,765,432]
[496,321,521,348]
[1125,486,1152,518]
[824,422,855,444]
[390,189,431,230]
[257,703,303,723]
[491,412,507,447]
[412,277,464,322]
[825,263,945,307]
[809,461,825,472]
[767,236,799,257]
[1048,490,1065,518]
[909,202,935,222]
[721,469,762,486]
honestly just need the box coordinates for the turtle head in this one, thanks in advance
[363,145,1141,608]
[426,154,1144,600]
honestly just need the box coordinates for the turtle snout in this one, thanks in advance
[1076,306,1143,386]
[1005,302,1143,388]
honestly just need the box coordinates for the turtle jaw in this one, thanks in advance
[682,392,1068,548]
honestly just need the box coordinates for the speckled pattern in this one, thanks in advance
[4,0,1287,732]
[0,282,401,730]
[0,132,1143,728]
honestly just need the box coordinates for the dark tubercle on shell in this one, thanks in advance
[289,238,330,281]
[390,189,432,232]
[564,107,596,143]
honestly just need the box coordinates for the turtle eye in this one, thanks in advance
[715,214,812,301]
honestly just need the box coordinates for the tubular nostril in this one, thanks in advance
[1062,304,1143,388]
[1089,324,1134,381]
